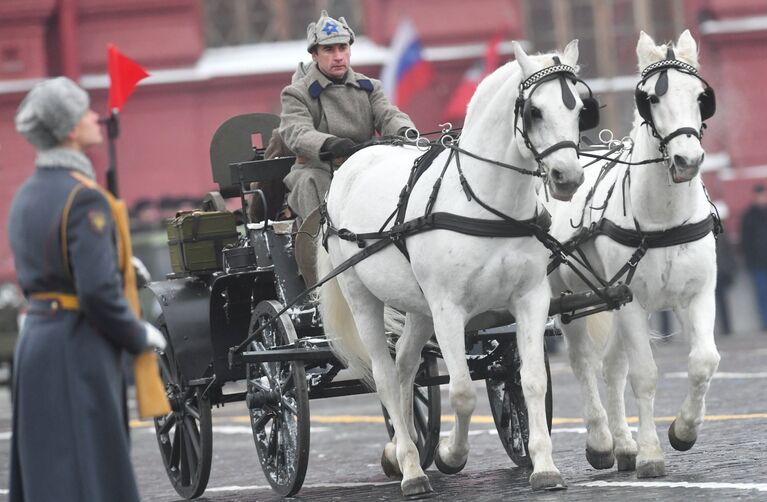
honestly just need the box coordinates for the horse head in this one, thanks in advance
[635,30,714,183]
[512,40,595,200]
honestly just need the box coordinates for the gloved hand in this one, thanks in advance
[397,126,413,138]
[132,256,151,289]
[143,320,167,351]
[321,137,357,159]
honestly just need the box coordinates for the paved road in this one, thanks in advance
[1,329,766,501]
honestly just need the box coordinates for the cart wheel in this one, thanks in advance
[154,315,213,499]
[382,353,441,470]
[246,300,310,497]
[485,337,552,468]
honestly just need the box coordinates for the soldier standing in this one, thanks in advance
[279,10,416,221]
[7,77,166,502]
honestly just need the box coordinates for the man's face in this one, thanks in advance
[68,109,103,150]
[312,43,350,80]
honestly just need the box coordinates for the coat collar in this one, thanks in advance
[307,64,368,98]
[36,147,96,180]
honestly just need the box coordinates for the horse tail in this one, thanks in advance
[316,239,374,388]
[383,306,406,335]
[586,311,614,352]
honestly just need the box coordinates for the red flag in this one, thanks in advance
[443,32,503,120]
[107,44,149,112]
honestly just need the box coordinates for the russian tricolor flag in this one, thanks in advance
[443,31,503,120]
[381,18,433,108]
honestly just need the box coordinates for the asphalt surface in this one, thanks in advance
[1,329,766,501]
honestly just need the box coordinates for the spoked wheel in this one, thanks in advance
[153,315,213,499]
[486,336,552,468]
[382,353,441,470]
[246,300,310,497]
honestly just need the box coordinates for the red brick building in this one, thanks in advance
[1,0,766,281]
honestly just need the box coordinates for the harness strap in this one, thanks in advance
[659,126,703,152]
[598,214,717,248]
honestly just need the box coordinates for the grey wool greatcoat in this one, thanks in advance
[8,164,148,502]
[279,62,415,219]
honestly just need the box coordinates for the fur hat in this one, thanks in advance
[306,10,355,53]
[15,77,90,150]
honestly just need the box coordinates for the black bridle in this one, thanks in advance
[513,57,600,170]
[634,48,716,157]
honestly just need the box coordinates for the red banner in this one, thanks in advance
[107,44,149,112]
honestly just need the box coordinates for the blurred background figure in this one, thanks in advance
[0,282,24,387]
[740,184,767,331]
[714,201,737,336]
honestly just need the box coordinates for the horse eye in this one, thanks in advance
[648,95,660,105]
[530,106,542,119]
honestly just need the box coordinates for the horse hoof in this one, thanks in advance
[586,447,615,470]
[402,475,433,498]
[434,445,467,475]
[530,471,567,491]
[636,460,666,478]
[616,452,637,471]
[381,443,402,479]
[668,419,696,451]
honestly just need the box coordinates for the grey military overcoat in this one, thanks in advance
[8,166,148,502]
[279,62,414,219]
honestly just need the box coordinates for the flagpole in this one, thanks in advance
[104,109,120,197]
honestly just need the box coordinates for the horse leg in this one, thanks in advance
[514,281,566,490]
[669,293,720,451]
[396,313,435,442]
[381,313,435,478]
[342,280,431,496]
[430,304,474,475]
[615,304,665,478]
[561,317,614,470]
[602,323,637,471]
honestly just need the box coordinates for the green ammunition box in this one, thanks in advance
[167,211,238,274]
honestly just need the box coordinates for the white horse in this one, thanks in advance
[316,40,590,496]
[546,30,719,479]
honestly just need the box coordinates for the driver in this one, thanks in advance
[279,10,415,221]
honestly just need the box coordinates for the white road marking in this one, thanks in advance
[665,371,767,379]
[580,480,767,492]
[145,425,330,435]
[205,481,399,493]
[0,432,11,441]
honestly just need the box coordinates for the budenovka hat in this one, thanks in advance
[306,10,355,53]
[15,76,90,150]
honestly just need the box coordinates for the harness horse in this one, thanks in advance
[318,40,599,496]
[546,30,720,478]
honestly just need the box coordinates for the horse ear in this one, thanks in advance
[637,31,663,70]
[562,39,579,67]
[512,41,537,78]
[676,29,700,68]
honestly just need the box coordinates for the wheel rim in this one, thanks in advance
[247,300,310,497]
[486,339,552,468]
[382,354,441,469]
[153,320,212,499]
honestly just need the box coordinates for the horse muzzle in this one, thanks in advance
[670,153,703,183]
[547,168,583,200]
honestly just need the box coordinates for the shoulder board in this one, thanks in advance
[308,80,324,99]
[69,171,97,190]
[357,79,374,92]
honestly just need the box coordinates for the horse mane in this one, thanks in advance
[463,51,574,131]
[637,40,699,73]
